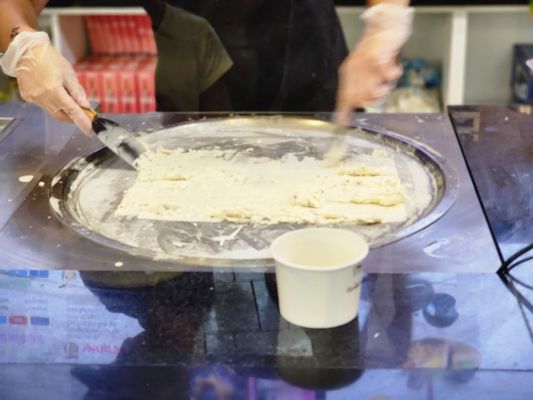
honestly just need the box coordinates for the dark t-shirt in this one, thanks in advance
[154,4,233,111]
[158,0,348,112]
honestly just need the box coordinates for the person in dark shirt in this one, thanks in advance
[149,0,348,113]
[0,0,413,131]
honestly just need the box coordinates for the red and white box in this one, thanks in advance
[117,16,131,54]
[106,15,124,55]
[126,15,141,54]
[74,57,90,89]
[87,57,107,109]
[85,17,99,54]
[78,12,160,113]
[94,16,109,54]
[137,15,156,55]
[86,14,157,55]
[119,56,141,113]
[75,56,105,108]
[137,56,157,112]
[100,57,122,113]
[103,16,117,54]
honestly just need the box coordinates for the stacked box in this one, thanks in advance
[100,57,122,113]
[75,57,106,107]
[137,56,157,113]
[120,57,141,114]
[77,14,158,113]
[75,56,156,113]
[85,15,157,55]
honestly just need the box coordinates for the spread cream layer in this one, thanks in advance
[115,147,407,225]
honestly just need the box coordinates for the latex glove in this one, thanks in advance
[1,31,92,134]
[336,4,414,124]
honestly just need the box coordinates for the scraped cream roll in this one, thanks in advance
[115,147,407,225]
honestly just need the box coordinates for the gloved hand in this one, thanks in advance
[335,4,414,124]
[1,31,92,134]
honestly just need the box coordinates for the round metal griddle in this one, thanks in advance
[49,116,458,267]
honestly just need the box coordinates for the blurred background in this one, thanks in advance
[1,1,532,114]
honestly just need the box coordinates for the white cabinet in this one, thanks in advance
[34,5,533,107]
[337,5,531,106]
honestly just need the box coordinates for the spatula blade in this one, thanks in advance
[92,116,146,170]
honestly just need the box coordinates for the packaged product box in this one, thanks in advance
[74,57,89,89]
[89,57,109,111]
[94,16,108,54]
[77,53,159,114]
[146,17,157,55]
[133,16,145,54]
[75,57,105,108]
[511,44,533,104]
[125,15,141,54]
[137,56,157,112]
[105,15,120,54]
[119,56,141,113]
[138,15,157,55]
[109,15,122,54]
[117,16,132,54]
[85,17,99,54]
[100,56,122,113]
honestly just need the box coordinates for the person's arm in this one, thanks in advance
[335,0,412,123]
[0,0,92,133]
[0,0,47,51]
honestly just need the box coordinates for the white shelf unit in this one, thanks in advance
[39,7,147,65]
[337,5,531,106]
[38,5,532,107]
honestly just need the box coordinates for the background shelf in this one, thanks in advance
[2,5,530,110]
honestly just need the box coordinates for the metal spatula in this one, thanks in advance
[324,128,349,167]
[324,109,366,167]
[82,108,146,170]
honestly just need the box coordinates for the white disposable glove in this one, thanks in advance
[336,4,414,124]
[1,31,92,134]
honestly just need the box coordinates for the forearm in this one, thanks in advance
[0,0,47,51]
[336,0,413,114]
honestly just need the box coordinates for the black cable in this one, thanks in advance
[497,245,533,313]
[497,244,533,303]
[507,256,533,275]
[497,266,533,344]
[496,244,533,344]
[498,268,533,313]
[497,243,533,274]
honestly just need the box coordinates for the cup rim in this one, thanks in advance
[270,227,369,272]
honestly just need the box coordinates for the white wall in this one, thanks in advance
[465,11,533,104]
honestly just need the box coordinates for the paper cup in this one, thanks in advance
[270,228,369,329]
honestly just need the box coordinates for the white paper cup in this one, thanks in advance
[270,228,369,329]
